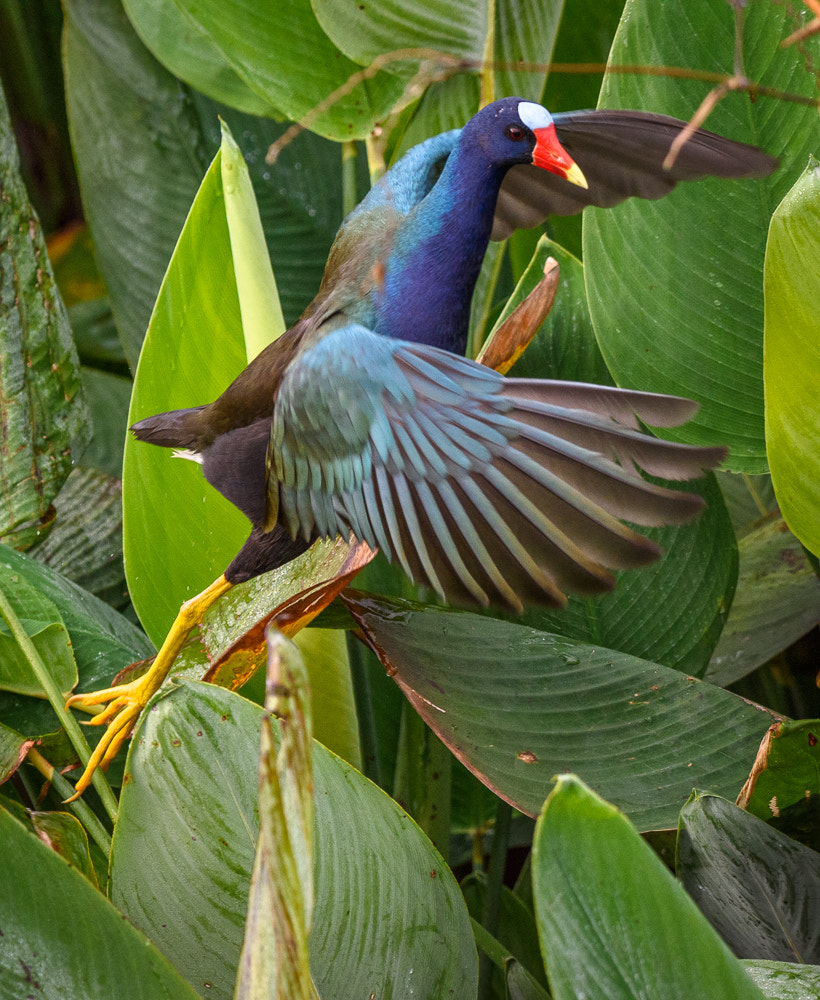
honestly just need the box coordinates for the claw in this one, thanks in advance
[65,574,234,799]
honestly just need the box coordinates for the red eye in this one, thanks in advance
[505,124,525,141]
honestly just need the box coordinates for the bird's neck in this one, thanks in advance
[377,147,508,355]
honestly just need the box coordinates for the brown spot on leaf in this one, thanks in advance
[517,750,538,764]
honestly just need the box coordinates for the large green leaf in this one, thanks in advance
[110,681,477,1000]
[504,238,614,385]
[121,149,249,647]
[677,792,820,963]
[346,594,777,831]
[0,806,201,1000]
[532,776,765,999]
[520,469,736,676]
[764,160,820,556]
[64,0,347,368]
[121,0,276,116]
[584,0,820,472]
[313,0,486,69]
[706,517,819,688]
[0,80,87,549]
[123,0,406,140]
[63,0,209,369]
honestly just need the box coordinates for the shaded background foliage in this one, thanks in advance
[0,0,819,997]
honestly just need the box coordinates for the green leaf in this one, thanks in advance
[504,237,614,385]
[28,810,99,889]
[0,80,87,549]
[121,149,249,646]
[764,160,820,556]
[121,0,276,116]
[743,960,820,999]
[292,627,361,768]
[31,467,128,611]
[706,517,819,688]
[0,720,34,783]
[470,919,551,1000]
[63,0,211,369]
[345,594,777,831]
[0,561,76,698]
[738,720,820,829]
[0,806,201,999]
[110,681,477,1000]
[220,120,285,361]
[0,543,152,700]
[533,776,766,1000]
[584,0,820,473]
[313,0,486,71]
[124,0,406,140]
[74,367,132,478]
[677,792,820,963]
[65,0,345,370]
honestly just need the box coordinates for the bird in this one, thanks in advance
[66,97,777,795]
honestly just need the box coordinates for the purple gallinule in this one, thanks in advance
[67,98,776,795]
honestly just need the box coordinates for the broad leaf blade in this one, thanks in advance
[110,682,477,1000]
[346,594,777,831]
[677,792,820,963]
[0,81,87,548]
[122,150,249,647]
[533,776,766,1000]
[764,160,820,556]
[706,517,819,687]
[0,807,201,1000]
[124,0,406,140]
[584,0,820,472]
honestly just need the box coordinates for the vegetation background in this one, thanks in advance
[0,0,819,997]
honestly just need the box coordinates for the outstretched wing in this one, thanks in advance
[271,325,726,612]
[492,109,778,238]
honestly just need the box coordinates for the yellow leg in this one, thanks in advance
[66,574,233,799]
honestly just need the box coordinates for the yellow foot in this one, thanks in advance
[65,675,159,799]
[65,573,234,799]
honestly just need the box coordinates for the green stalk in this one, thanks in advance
[341,141,358,217]
[479,0,496,108]
[364,135,387,186]
[393,705,452,862]
[346,635,383,789]
[27,749,112,855]
[0,586,118,823]
[477,798,512,1000]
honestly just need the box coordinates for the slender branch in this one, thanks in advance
[266,52,820,163]
[0,586,118,823]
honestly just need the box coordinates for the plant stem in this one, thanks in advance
[27,748,112,855]
[347,635,383,789]
[0,585,118,823]
[477,798,512,1000]
[341,141,358,217]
